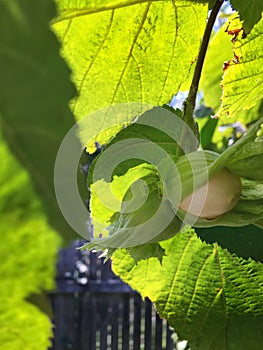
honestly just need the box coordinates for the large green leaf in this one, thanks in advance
[200,15,263,147]
[0,300,52,350]
[112,228,263,350]
[53,0,208,119]
[0,133,61,300]
[230,0,263,33]
[218,15,263,118]
[200,21,233,112]
[0,0,78,243]
[0,132,60,347]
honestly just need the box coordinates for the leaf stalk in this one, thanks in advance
[182,0,224,139]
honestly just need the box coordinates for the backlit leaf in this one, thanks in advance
[53,0,208,119]
[0,300,52,350]
[218,15,263,118]
[200,20,233,112]
[0,131,60,349]
[112,228,263,350]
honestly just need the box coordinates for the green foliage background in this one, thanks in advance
[0,0,263,349]
[0,131,61,349]
[0,0,72,348]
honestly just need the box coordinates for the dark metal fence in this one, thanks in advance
[49,240,175,350]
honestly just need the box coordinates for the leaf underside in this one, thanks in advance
[112,229,263,350]
[230,0,263,33]
[219,15,263,118]
[0,0,78,244]
[0,131,60,348]
[53,0,208,120]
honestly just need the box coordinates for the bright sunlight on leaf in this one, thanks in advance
[0,131,60,349]
[2,1,263,349]
[112,228,263,349]
[219,15,263,118]
[53,0,208,119]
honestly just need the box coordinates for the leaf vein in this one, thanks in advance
[163,234,196,315]
[54,0,166,23]
[109,3,151,105]
[72,10,115,113]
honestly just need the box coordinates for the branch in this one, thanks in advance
[182,0,224,139]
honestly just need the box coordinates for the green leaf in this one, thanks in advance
[218,98,263,129]
[211,118,263,181]
[200,16,263,146]
[0,133,61,300]
[255,218,263,229]
[86,106,199,252]
[0,132,60,348]
[219,15,263,118]
[89,164,155,238]
[0,215,60,300]
[201,99,263,153]
[126,242,165,263]
[87,172,183,249]
[196,224,263,262]
[200,116,218,149]
[230,0,263,33]
[87,106,182,180]
[53,0,208,119]
[200,21,233,112]
[112,228,263,350]
[0,300,52,350]
[0,0,78,243]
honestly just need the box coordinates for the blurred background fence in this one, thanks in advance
[49,240,175,350]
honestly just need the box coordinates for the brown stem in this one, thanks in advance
[182,0,224,140]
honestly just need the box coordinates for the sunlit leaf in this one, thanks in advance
[112,228,263,350]
[219,15,263,118]
[0,136,59,346]
[53,0,208,119]
[0,300,52,350]
[211,118,263,181]
[0,133,60,300]
[200,21,233,112]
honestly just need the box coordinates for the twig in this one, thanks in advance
[182,0,224,140]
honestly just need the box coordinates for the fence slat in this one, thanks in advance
[50,245,176,350]
[98,295,110,350]
[110,298,119,350]
[80,293,97,350]
[50,294,79,350]
[133,293,142,350]
[122,294,130,350]
[155,311,163,350]
[166,322,175,350]
[145,298,152,350]
[79,294,88,350]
